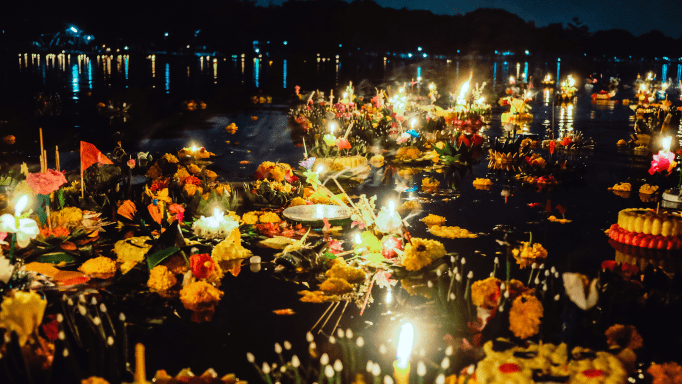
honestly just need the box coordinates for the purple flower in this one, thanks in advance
[299,157,316,170]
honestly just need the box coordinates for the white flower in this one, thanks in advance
[0,256,14,283]
[0,214,40,248]
[562,272,598,310]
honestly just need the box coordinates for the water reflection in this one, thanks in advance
[88,59,93,89]
[213,58,217,84]
[283,59,287,89]
[493,62,497,90]
[558,104,574,134]
[165,63,170,93]
[72,64,79,100]
[556,60,561,82]
[254,57,259,88]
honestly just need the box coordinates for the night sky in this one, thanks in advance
[262,0,682,38]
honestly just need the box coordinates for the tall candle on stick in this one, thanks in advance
[393,323,414,384]
[135,343,147,383]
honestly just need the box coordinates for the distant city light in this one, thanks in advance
[124,46,128,50]
[408,53,413,58]
[70,26,78,33]
[255,48,260,53]
[283,41,287,45]
[422,53,427,58]
[417,47,422,51]
[525,50,529,55]
[339,44,342,48]
[164,32,169,37]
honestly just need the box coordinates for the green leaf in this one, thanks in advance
[36,252,75,264]
[364,254,386,263]
[146,246,180,270]
[323,252,337,260]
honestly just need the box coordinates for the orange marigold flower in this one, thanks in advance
[605,324,643,350]
[471,277,502,309]
[648,362,682,384]
[509,294,543,339]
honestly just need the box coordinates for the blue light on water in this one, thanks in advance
[493,62,497,89]
[72,64,79,100]
[524,62,528,81]
[88,59,92,89]
[283,59,287,89]
[662,64,667,82]
[254,58,260,88]
[556,61,561,83]
[125,56,129,80]
[165,63,169,93]
[417,67,421,78]
[677,64,681,85]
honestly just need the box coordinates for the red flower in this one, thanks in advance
[327,239,343,254]
[151,178,169,192]
[560,137,572,146]
[169,203,185,222]
[190,253,215,279]
[335,138,351,150]
[457,135,471,147]
[26,169,67,195]
[284,169,299,183]
[381,236,403,259]
[185,176,202,185]
[649,150,676,175]
[470,134,484,147]
[602,260,617,271]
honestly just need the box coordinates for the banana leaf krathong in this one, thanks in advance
[243,180,303,209]
[433,131,485,168]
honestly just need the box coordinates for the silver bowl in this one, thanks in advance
[282,204,351,222]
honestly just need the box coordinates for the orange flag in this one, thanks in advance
[80,141,113,174]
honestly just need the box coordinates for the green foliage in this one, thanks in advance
[146,246,180,270]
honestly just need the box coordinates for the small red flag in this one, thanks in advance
[80,141,113,174]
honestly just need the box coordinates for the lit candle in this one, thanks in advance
[192,208,239,239]
[393,323,414,384]
[330,123,336,135]
[662,136,672,152]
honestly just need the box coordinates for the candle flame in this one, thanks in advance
[330,123,336,134]
[457,81,470,105]
[317,166,324,174]
[544,73,551,82]
[15,196,28,216]
[509,76,515,84]
[568,75,575,87]
[396,323,414,369]
[662,136,672,152]
[388,200,395,214]
[354,233,362,245]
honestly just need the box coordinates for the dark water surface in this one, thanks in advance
[2,52,682,380]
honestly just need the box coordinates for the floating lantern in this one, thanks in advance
[376,201,402,234]
[192,208,239,239]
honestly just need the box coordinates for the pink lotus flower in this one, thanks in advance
[335,138,351,150]
[649,150,676,175]
[169,203,185,222]
[127,159,136,169]
[26,169,67,195]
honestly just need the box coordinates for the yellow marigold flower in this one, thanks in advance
[422,177,440,188]
[242,211,260,225]
[189,164,202,175]
[647,362,682,384]
[435,141,445,149]
[146,164,163,179]
[512,241,548,269]
[325,264,366,284]
[298,290,338,303]
[269,166,285,182]
[81,377,111,384]
[183,183,203,197]
[605,324,643,350]
[369,155,385,168]
[202,192,210,201]
[78,256,117,276]
[471,277,502,309]
[204,169,217,182]
[215,184,231,196]
[289,197,307,207]
[319,277,353,294]
[396,147,421,160]
[50,207,84,228]
[162,153,179,163]
[174,167,190,181]
[421,214,446,227]
[0,291,47,346]
[429,225,477,239]
[114,236,152,274]
[163,254,189,275]
[179,280,224,312]
[509,294,543,339]
[259,211,281,223]
[147,265,177,293]
[402,237,446,271]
